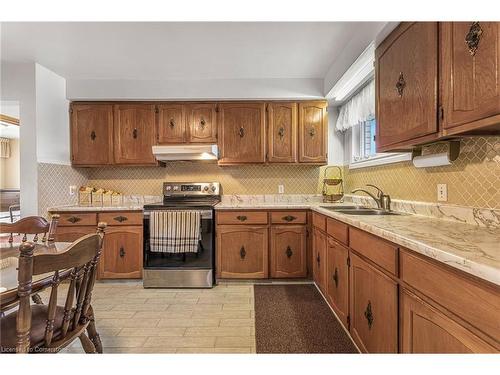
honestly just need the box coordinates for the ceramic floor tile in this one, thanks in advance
[185,327,253,337]
[157,318,221,328]
[219,318,255,327]
[118,327,186,337]
[143,336,216,348]
[215,336,256,348]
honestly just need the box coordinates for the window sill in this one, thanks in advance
[348,153,411,169]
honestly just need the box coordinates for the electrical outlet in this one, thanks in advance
[437,184,447,202]
[69,185,77,196]
[278,184,285,194]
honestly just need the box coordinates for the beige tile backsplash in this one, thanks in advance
[37,136,500,214]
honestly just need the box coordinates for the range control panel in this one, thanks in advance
[163,182,220,196]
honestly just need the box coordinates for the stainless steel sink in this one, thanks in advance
[334,209,402,216]
[320,205,370,211]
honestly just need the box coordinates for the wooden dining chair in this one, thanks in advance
[0,214,60,243]
[0,222,106,354]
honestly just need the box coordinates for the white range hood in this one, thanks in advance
[152,144,218,161]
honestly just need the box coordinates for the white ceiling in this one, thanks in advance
[1,22,387,81]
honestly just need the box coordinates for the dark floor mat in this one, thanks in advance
[254,284,358,353]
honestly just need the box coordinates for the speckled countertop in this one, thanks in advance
[216,199,500,286]
[48,204,146,212]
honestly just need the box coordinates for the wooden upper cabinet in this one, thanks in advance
[298,101,328,163]
[267,102,297,163]
[401,289,496,353]
[441,22,500,135]
[187,103,217,143]
[218,103,266,164]
[70,104,114,166]
[376,22,439,151]
[349,253,398,353]
[157,104,187,144]
[113,104,156,165]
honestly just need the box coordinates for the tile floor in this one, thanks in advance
[60,281,257,354]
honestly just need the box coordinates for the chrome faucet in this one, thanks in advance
[351,184,391,211]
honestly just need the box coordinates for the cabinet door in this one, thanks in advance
[349,253,398,353]
[54,226,96,242]
[401,289,496,353]
[218,103,266,164]
[216,225,268,278]
[376,22,438,150]
[187,103,217,143]
[157,104,187,144]
[270,225,306,278]
[441,22,500,133]
[70,104,113,166]
[99,226,143,279]
[326,238,349,328]
[312,228,327,292]
[298,101,327,164]
[267,102,297,163]
[114,104,156,165]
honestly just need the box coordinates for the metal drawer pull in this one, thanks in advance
[90,130,96,141]
[67,216,81,224]
[240,246,246,259]
[236,215,247,222]
[282,215,296,222]
[113,216,128,223]
[278,126,285,139]
[364,301,374,329]
[333,267,339,288]
[308,127,316,137]
[169,119,175,128]
[119,246,126,258]
[239,126,245,138]
[132,128,138,139]
[316,254,320,264]
[396,72,406,97]
[285,246,293,258]
[200,118,206,128]
[465,22,483,56]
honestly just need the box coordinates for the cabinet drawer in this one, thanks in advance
[270,211,307,224]
[349,227,398,275]
[58,213,97,227]
[217,211,268,225]
[326,217,348,245]
[400,250,500,344]
[99,212,143,226]
[312,212,326,231]
[54,226,96,242]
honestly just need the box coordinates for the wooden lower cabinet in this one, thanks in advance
[99,226,143,279]
[54,225,96,242]
[400,289,496,353]
[349,253,398,353]
[216,225,268,278]
[312,228,327,293]
[325,237,349,328]
[270,225,306,278]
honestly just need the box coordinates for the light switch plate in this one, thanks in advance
[278,184,284,194]
[437,184,447,201]
[69,185,77,196]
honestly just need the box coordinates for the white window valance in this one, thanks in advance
[335,79,375,132]
[0,138,11,158]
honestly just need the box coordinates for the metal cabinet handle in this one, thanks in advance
[67,216,81,224]
[308,127,316,137]
[285,246,293,258]
[119,246,126,258]
[132,128,138,139]
[113,216,128,223]
[396,72,406,97]
[316,253,320,264]
[90,131,96,141]
[239,127,245,138]
[236,215,247,222]
[333,267,339,288]
[278,126,285,139]
[240,246,246,259]
[364,301,374,329]
[282,215,296,222]
[169,119,175,128]
[200,118,206,128]
[465,22,483,56]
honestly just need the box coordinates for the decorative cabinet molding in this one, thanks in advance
[187,103,218,143]
[298,101,328,163]
[270,225,307,278]
[157,104,187,144]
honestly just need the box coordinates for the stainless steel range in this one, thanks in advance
[142,182,221,288]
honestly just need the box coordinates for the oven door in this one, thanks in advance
[143,208,214,270]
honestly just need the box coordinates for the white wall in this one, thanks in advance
[0,138,20,189]
[0,62,38,216]
[66,78,324,100]
[327,106,345,166]
[35,64,70,165]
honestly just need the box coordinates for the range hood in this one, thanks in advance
[152,145,218,161]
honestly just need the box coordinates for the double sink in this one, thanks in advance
[320,205,403,216]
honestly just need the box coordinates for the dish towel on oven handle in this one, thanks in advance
[149,210,201,253]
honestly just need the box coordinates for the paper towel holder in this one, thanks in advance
[412,140,461,168]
